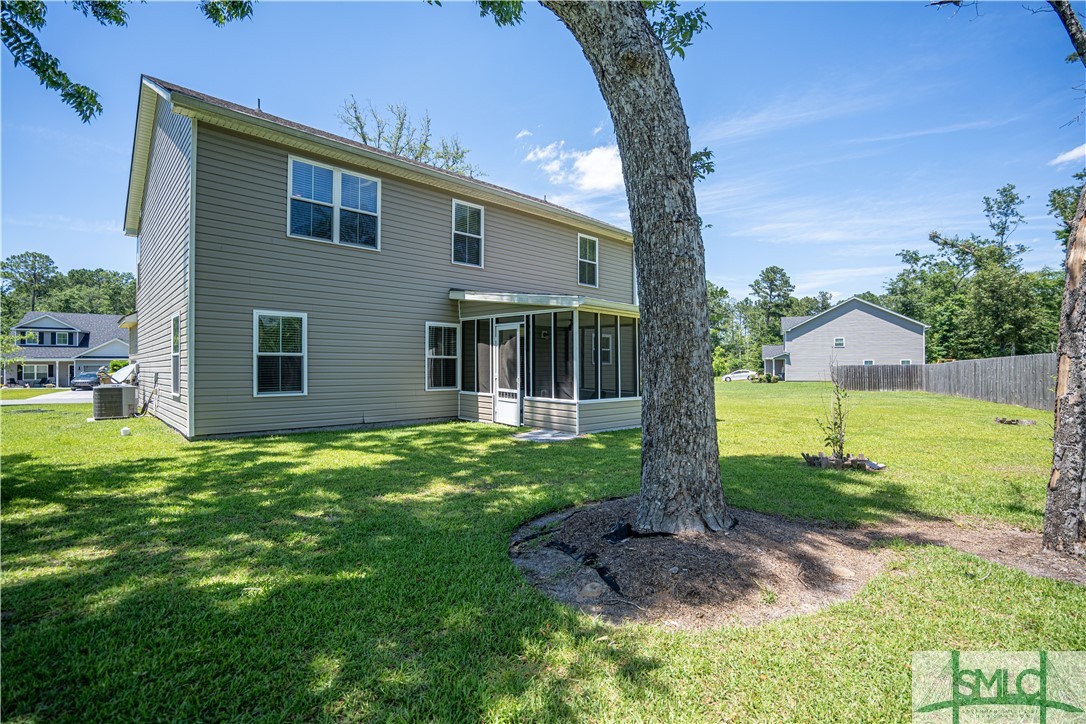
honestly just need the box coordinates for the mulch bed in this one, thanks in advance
[509,496,1086,631]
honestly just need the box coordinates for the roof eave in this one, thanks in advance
[124,77,172,237]
[785,296,929,332]
[167,93,633,244]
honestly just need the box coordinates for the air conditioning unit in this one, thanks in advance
[93,384,137,420]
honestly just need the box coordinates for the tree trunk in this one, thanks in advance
[1043,183,1086,556]
[542,1,734,534]
[1049,0,1086,63]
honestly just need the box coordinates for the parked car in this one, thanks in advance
[70,372,102,390]
[722,369,757,382]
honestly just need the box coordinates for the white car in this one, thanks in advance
[722,369,757,382]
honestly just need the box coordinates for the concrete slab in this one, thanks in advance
[512,428,581,442]
[1,390,93,406]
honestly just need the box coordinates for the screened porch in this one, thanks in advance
[450,291,642,434]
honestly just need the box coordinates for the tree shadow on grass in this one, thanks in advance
[720,454,944,527]
[1,420,664,720]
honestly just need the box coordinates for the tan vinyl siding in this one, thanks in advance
[458,302,569,319]
[458,393,493,423]
[579,398,641,433]
[191,126,633,436]
[134,100,191,435]
[523,398,578,433]
[784,303,926,382]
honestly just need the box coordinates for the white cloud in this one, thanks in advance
[695,87,890,145]
[851,118,1013,144]
[1048,143,1086,166]
[593,123,605,136]
[515,129,533,140]
[523,141,624,193]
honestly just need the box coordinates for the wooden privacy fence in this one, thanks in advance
[834,353,1057,411]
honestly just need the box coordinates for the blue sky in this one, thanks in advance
[3,1,1084,301]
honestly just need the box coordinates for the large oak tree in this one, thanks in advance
[1043,0,1086,555]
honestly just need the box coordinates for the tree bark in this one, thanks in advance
[1043,183,1086,556]
[1048,1,1086,64]
[542,1,733,534]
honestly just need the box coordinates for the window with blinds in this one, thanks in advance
[578,234,598,287]
[254,311,306,396]
[452,201,483,267]
[426,323,459,390]
[289,157,379,249]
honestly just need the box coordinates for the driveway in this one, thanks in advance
[1,390,94,406]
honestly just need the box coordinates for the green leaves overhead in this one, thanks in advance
[2,0,251,121]
[643,0,711,60]
[198,0,253,27]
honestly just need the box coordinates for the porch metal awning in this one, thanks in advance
[449,289,639,317]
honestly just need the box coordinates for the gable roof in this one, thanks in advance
[762,344,786,359]
[125,76,634,245]
[783,296,929,334]
[781,316,812,333]
[12,312,129,360]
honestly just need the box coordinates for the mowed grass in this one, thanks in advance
[0,388,67,400]
[2,386,1080,721]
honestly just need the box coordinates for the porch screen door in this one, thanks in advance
[493,324,521,426]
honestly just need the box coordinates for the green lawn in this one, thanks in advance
[2,386,1080,721]
[0,388,67,400]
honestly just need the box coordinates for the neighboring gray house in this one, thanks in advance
[762,297,927,381]
[123,76,641,438]
[6,312,130,386]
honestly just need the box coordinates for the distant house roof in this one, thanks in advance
[782,297,929,333]
[762,344,786,359]
[126,76,633,245]
[781,316,813,333]
[12,312,129,360]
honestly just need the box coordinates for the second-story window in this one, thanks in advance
[289,157,380,249]
[452,200,483,267]
[578,234,598,287]
[56,332,71,345]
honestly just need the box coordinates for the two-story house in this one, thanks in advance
[761,296,927,381]
[6,312,131,386]
[123,76,641,439]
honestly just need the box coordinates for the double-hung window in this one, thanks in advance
[254,311,307,396]
[425,323,459,390]
[833,337,845,348]
[171,314,181,396]
[289,157,380,249]
[452,201,483,267]
[55,332,71,345]
[578,234,598,287]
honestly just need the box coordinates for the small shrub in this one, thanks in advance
[108,359,129,373]
[816,371,851,459]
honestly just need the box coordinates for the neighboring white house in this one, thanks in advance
[762,297,928,381]
[6,312,131,386]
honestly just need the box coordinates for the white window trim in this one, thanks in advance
[286,155,381,251]
[20,364,50,381]
[833,337,845,348]
[600,332,614,366]
[578,234,599,288]
[451,200,484,268]
[900,359,912,366]
[55,331,71,345]
[863,359,874,366]
[425,322,461,391]
[23,332,40,345]
[170,313,181,398]
[252,309,308,398]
